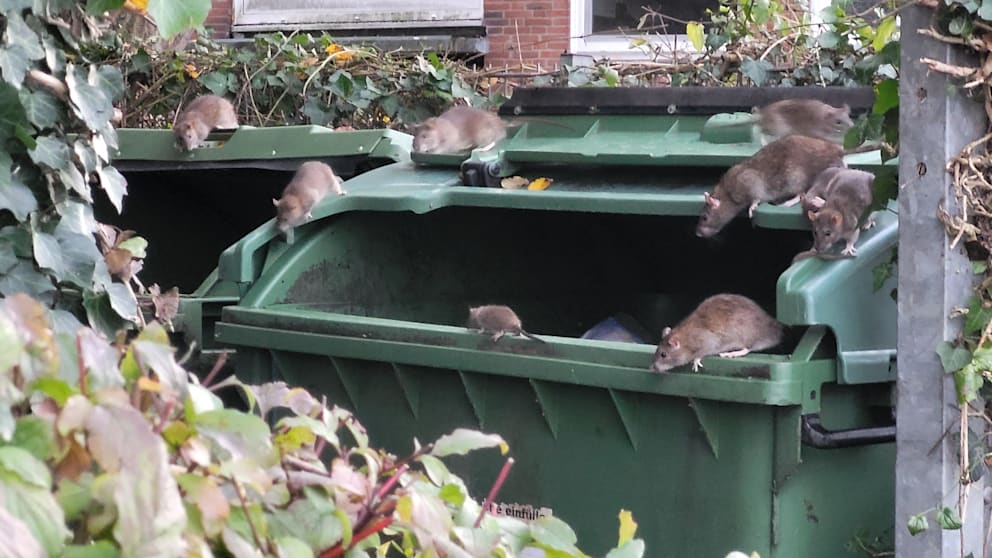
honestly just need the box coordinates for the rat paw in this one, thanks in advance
[778,195,801,208]
[719,348,751,358]
[691,358,703,372]
[841,245,858,256]
[861,217,876,231]
[748,201,759,218]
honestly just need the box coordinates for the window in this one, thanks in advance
[569,0,719,60]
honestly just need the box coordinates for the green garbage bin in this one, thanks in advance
[209,87,896,557]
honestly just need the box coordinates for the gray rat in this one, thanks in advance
[173,94,239,151]
[696,135,846,238]
[792,167,875,261]
[650,294,784,373]
[467,305,545,343]
[714,99,854,145]
[413,106,506,154]
[272,161,345,235]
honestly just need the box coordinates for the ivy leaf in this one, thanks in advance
[96,165,127,214]
[937,506,963,530]
[0,174,38,221]
[0,259,55,301]
[106,282,138,323]
[966,296,992,335]
[146,0,211,39]
[94,65,125,101]
[66,64,114,131]
[907,513,929,536]
[431,429,508,457]
[28,135,69,170]
[82,288,131,337]
[0,82,29,141]
[19,88,59,130]
[131,340,188,396]
[740,58,774,86]
[686,21,705,51]
[818,31,840,49]
[54,226,101,288]
[54,200,97,235]
[197,71,231,96]
[116,236,146,258]
[937,342,972,373]
[31,229,65,279]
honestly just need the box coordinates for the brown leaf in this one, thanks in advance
[500,176,529,190]
[150,284,180,324]
[55,437,92,480]
[104,248,133,280]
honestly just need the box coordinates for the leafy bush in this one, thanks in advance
[0,292,644,558]
[101,33,502,131]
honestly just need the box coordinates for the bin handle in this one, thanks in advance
[800,414,895,449]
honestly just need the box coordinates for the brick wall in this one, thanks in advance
[206,0,233,39]
[484,0,569,71]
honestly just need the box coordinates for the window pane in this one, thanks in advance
[591,0,720,35]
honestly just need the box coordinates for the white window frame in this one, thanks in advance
[569,0,698,61]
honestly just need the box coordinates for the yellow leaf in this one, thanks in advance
[184,64,199,79]
[686,21,705,51]
[498,440,509,455]
[397,495,413,523]
[325,44,344,54]
[124,0,147,12]
[382,115,391,123]
[138,376,162,392]
[527,177,553,191]
[501,176,529,190]
[618,509,637,546]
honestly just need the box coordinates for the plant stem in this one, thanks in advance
[75,332,88,397]
[200,351,229,387]
[318,516,393,558]
[232,475,267,553]
[474,457,515,527]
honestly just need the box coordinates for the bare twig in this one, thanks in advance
[474,457,515,527]
[233,476,268,553]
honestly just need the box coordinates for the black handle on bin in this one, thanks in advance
[800,414,895,449]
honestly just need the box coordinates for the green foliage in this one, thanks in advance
[104,32,499,131]
[0,293,644,558]
[0,0,209,337]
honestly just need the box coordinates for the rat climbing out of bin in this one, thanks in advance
[173,94,239,151]
[791,166,876,263]
[273,161,346,236]
[650,294,784,373]
[467,305,546,343]
[695,135,847,238]
[709,99,854,145]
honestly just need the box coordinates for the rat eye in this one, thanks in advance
[700,215,708,222]
[659,351,667,358]
[825,231,832,237]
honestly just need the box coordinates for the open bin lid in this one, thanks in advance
[206,87,896,390]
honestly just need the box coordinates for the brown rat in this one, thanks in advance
[173,94,239,151]
[650,294,784,373]
[467,305,545,343]
[793,167,875,261]
[713,99,854,145]
[696,135,846,238]
[413,106,507,154]
[272,161,345,235]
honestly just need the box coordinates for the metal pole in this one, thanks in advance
[897,5,987,557]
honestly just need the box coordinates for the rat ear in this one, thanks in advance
[668,334,680,350]
[704,192,720,209]
[807,210,818,221]
[272,198,280,207]
[841,103,850,113]
[829,212,842,226]
[661,326,671,338]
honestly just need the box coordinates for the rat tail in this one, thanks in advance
[521,330,547,344]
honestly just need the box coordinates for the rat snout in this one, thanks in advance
[650,358,671,373]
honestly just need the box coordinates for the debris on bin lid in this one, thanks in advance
[501,176,529,189]
[581,315,650,344]
[527,177,553,191]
